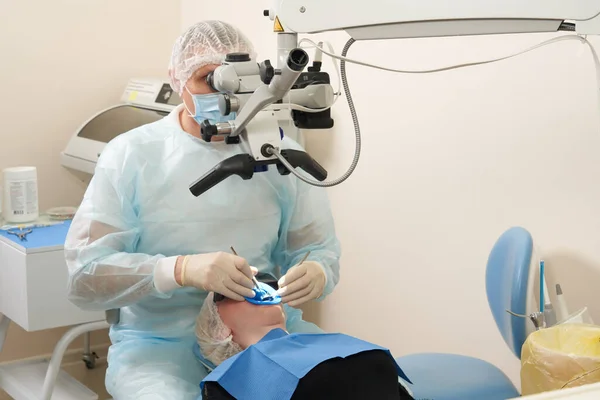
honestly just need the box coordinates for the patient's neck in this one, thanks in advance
[234,324,287,349]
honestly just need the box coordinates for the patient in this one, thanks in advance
[194,283,414,400]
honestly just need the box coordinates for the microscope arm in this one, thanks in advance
[270,0,600,37]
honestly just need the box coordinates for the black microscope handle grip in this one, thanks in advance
[279,149,328,181]
[189,154,256,197]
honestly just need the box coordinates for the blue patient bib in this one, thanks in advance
[199,328,411,400]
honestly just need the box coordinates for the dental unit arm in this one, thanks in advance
[189,0,600,197]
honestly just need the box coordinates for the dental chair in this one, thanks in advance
[396,226,536,399]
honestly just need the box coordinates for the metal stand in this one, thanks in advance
[39,320,109,400]
[82,332,98,370]
[0,313,109,400]
[0,314,10,354]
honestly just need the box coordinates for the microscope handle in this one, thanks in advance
[189,154,256,197]
[277,149,328,181]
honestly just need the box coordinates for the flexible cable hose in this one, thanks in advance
[273,34,600,186]
[270,38,361,187]
[300,35,597,75]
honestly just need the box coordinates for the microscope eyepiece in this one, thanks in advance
[206,71,216,92]
[287,49,309,72]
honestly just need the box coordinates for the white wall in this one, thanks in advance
[0,0,181,211]
[0,0,180,362]
[182,0,600,387]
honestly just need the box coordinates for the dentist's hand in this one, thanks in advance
[277,261,326,307]
[175,252,257,301]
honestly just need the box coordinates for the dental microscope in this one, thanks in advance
[189,0,600,197]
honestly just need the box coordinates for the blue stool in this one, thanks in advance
[397,227,536,399]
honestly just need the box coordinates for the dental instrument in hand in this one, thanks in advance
[230,246,276,301]
[298,251,311,266]
[230,246,261,290]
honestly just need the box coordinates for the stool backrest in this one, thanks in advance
[486,227,533,358]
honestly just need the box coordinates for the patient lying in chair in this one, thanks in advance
[194,282,414,400]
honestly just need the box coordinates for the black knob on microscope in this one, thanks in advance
[259,60,275,84]
[225,52,251,63]
[200,120,218,143]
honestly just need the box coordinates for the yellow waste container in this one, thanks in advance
[521,322,600,395]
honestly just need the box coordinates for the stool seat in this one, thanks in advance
[397,353,519,400]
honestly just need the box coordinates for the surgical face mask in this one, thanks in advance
[184,86,236,125]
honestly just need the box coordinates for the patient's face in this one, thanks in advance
[217,299,286,349]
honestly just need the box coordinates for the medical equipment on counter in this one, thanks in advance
[7,227,32,242]
[46,206,77,221]
[540,260,558,327]
[0,215,66,231]
[556,284,570,322]
[506,258,563,331]
[507,309,546,331]
[540,261,545,312]
[188,0,600,196]
[0,221,108,399]
[61,79,182,175]
[2,167,39,223]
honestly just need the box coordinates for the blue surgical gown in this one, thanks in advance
[64,104,341,399]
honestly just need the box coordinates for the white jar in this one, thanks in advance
[2,167,39,223]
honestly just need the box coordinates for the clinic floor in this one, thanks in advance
[0,354,110,399]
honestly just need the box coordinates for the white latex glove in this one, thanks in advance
[179,252,257,301]
[277,261,326,307]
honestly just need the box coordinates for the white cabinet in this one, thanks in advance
[0,221,108,399]
[0,222,104,330]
